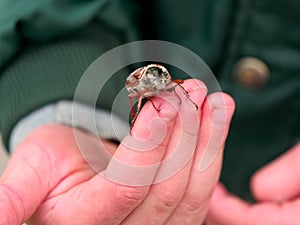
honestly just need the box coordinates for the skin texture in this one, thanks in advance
[0,79,235,225]
[206,143,300,225]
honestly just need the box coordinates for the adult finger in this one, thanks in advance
[42,93,181,225]
[207,183,300,225]
[104,89,180,186]
[121,79,206,225]
[251,143,300,202]
[165,92,235,225]
[206,183,251,225]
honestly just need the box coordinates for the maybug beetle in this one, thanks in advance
[125,64,197,131]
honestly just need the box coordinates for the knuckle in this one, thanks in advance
[181,193,210,213]
[153,191,182,212]
[114,185,148,207]
[182,197,203,213]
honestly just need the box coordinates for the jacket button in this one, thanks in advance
[233,57,270,89]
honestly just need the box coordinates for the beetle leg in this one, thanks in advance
[172,79,184,84]
[128,97,136,120]
[137,96,143,114]
[129,96,161,134]
[175,83,198,110]
[173,88,182,104]
[146,97,160,112]
[129,96,144,134]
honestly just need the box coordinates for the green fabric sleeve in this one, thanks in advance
[0,0,139,150]
[0,22,125,150]
[0,0,109,69]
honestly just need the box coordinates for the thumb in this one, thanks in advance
[0,141,51,225]
[250,143,300,202]
[0,125,84,225]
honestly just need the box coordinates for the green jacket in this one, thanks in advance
[0,0,299,200]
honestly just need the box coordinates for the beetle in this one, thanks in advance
[125,64,197,130]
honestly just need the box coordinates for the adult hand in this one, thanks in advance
[0,79,235,225]
[206,143,300,225]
